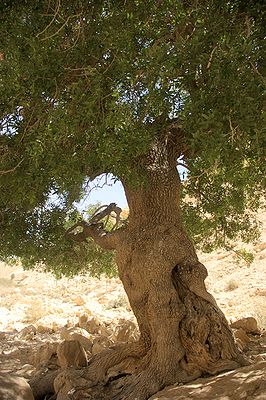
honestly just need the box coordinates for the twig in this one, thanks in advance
[37,0,61,38]
[41,14,81,41]
[245,15,251,38]
[250,61,265,82]
[0,159,24,175]
[63,16,82,52]
[207,46,217,70]
[228,116,239,141]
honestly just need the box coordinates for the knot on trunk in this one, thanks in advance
[172,262,208,290]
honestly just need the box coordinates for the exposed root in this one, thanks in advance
[71,363,200,400]
[111,372,160,400]
[55,262,247,400]
[29,369,59,400]
[83,341,147,384]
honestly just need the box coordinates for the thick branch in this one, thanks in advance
[65,203,125,250]
[66,221,122,250]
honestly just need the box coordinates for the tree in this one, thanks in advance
[0,1,265,399]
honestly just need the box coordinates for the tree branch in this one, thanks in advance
[0,159,24,175]
[65,203,125,250]
[176,161,191,171]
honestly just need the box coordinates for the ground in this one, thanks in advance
[0,209,265,399]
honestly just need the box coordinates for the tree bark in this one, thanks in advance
[70,139,247,400]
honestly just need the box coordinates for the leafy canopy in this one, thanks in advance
[0,0,265,275]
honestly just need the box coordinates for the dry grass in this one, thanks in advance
[224,279,239,292]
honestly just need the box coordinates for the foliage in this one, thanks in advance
[0,0,265,275]
[234,248,255,266]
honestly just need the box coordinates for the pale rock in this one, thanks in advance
[60,327,93,352]
[79,315,108,336]
[0,331,7,340]
[52,321,60,331]
[91,336,114,355]
[15,364,35,380]
[231,317,260,334]
[113,319,139,343]
[32,342,59,367]
[78,313,90,329]
[233,328,250,348]
[254,288,266,296]
[255,242,266,252]
[66,317,76,328]
[81,307,93,316]
[19,324,36,338]
[86,317,108,336]
[258,252,266,260]
[72,295,86,306]
[0,373,34,400]
[36,324,53,334]
[57,340,88,368]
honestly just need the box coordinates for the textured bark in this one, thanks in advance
[29,369,59,400]
[72,138,247,399]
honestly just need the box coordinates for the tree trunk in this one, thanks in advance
[71,140,247,400]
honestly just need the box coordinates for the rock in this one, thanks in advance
[14,364,35,380]
[78,313,90,329]
[258,253,266,260]
[113,319,139,343]
[57,340,88,368]
[255,242,266,252]
[78,315,108,336]
[0,331,7,340]
[0,373,34,400]
[253,288,266,296]
[91,336,114,355]
[60,327,93,352]
[234,328,250,349]
[32,342,59,367]
[72,295,86,306]
[231,317,260,334]
[36,324,53,334]
[19,325,37,339]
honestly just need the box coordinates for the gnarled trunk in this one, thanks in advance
[65,140,247,400]
[105,165,242,399]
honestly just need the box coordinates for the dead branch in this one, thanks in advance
[89,203,122,229]
[65,203,124,249]
[207,46,217,70]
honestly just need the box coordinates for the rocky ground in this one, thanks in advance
[0,209,265,399]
